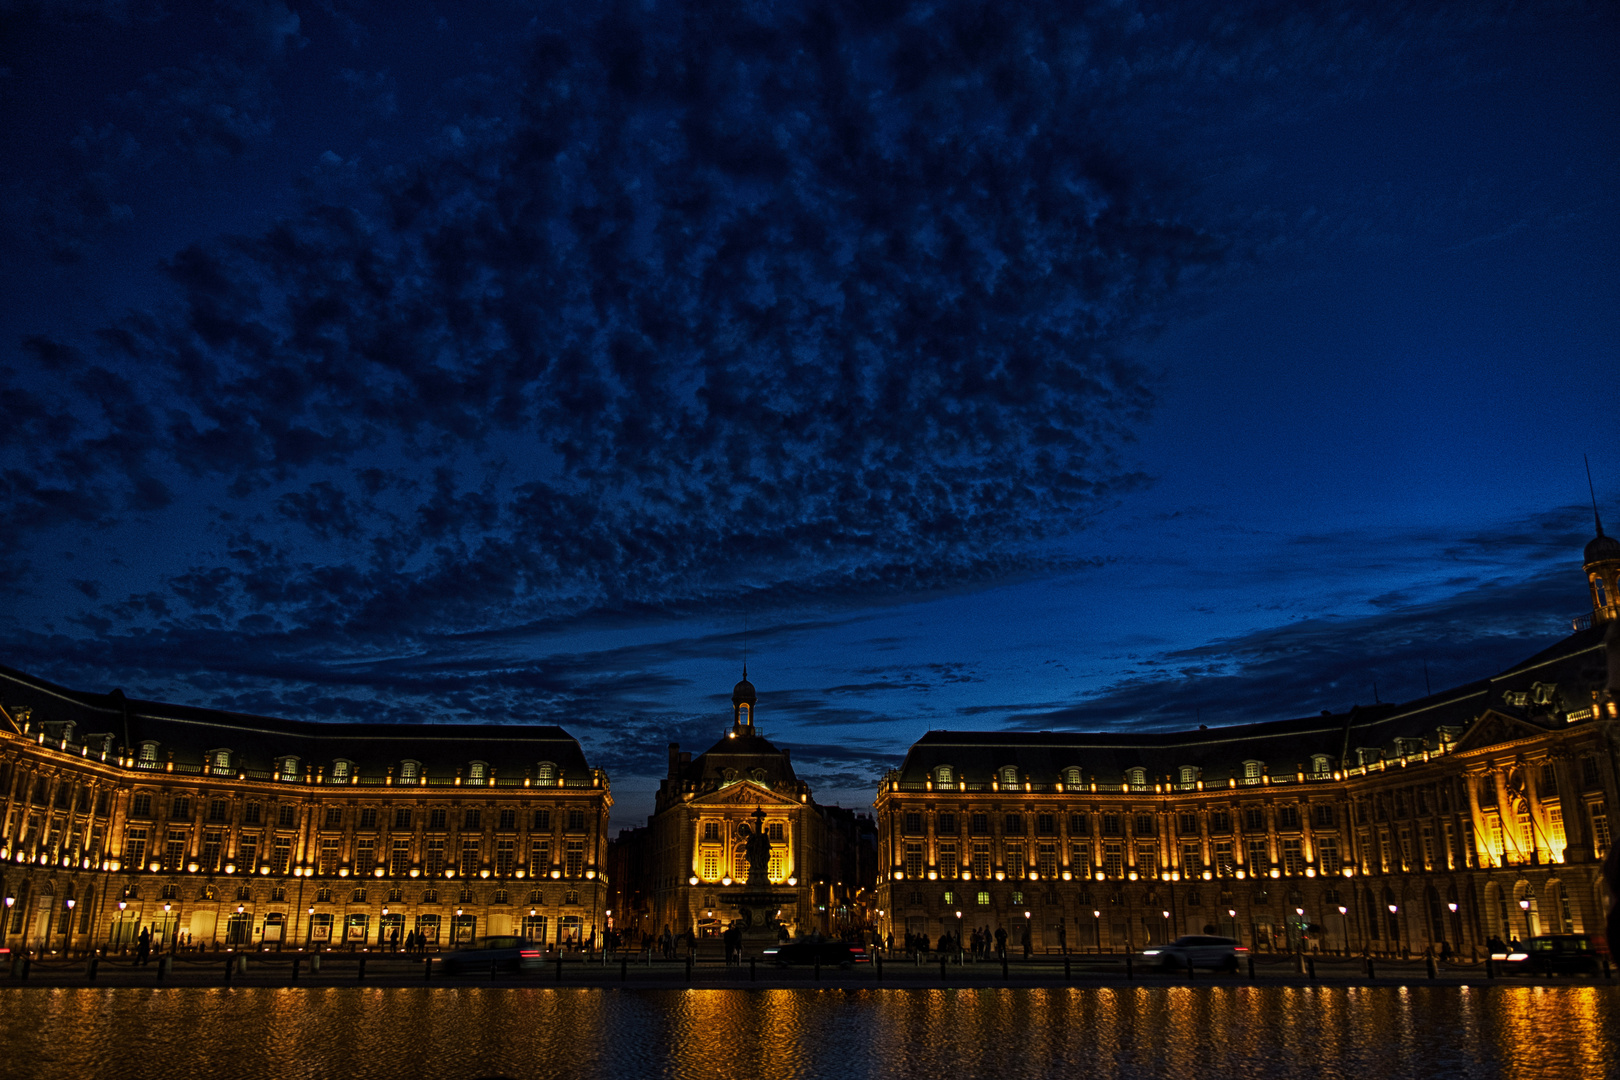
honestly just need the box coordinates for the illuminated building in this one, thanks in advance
[634,671,874,941]
[875,531,1619,956]
[0,670,610,954]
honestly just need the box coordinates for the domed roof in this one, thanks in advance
[732,668,757,706]
[1586,530,1620,563]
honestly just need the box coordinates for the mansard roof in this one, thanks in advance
[895,624,1612,787]
[0,663,593,783]
[680,729,799,786]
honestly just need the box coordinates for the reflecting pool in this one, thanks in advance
[1,985,1614,1079]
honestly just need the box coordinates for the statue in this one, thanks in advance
[738,807,772,886]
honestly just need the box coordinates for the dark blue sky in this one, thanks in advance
[2,0,1616,826]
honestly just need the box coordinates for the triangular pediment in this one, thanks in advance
[690,780,800,807]
[1449,708,1553,755]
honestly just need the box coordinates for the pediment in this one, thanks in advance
[1449,709,1553,755]
[691,780,800,807]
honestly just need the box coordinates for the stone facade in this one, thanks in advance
[0,668,611,955]
[874,538,1620,957]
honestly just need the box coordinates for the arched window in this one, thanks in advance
[935,765,955,786]
[999,766,1020,788]
[1595,577,1608,606]
[1061,767,1083,791]
[137,742,159,768]
[1310,755,1332,775]
[738,704,751,725]
[399,760,421,784]
[1126,767,1147,790]
[277,756,300,780]
[331,760,351,784]
[212,749,231,772]
[536,761,557,785]
[1179,766,1199,786]
[1243,760,1264,783]
[468,761,487,786]
[749,768,767,783]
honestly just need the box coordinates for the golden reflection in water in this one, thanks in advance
[0,985,1616,1079]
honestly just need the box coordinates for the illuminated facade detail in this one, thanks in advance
[0,667,610,954]
[876,538,1619,957]
[611,671,874,944]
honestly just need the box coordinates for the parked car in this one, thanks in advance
[1491,934,1602,976]
[762,939,870,968]
[1141,935,1246,972]
[437,936,544,975]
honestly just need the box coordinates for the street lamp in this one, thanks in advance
[1337,906,1349,955]
[64,898,76,953]
[306,907,315,952]
[1518,897,1532,938]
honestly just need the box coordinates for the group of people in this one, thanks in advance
[895,923,1035,962]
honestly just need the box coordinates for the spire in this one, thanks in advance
[1589,455,1605,537]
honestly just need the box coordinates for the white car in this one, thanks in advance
[1142,935,1246,971]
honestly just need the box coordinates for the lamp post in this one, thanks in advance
[1093,909,1101,954]
[382,906,389,952]
[955,910,963,961]
[306,907,315,952]
[63,898,75,955]
[1387,903,1399,958]
[1447,901,1459,954]
[1518,897,1532,939]
[1227,908,1238,946]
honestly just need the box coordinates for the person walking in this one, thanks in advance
[994,925,1007,959]
[137,927,152,966]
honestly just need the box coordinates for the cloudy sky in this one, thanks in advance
[2,0,1616,826]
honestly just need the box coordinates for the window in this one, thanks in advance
[1036,814,1056,836]
[201,831,222,871]
[207,800,230,823]
[124,828,148,869]
[567,809,586,832]
[999,766,1019,788]
[530,839,550,874]
[1178,812,1199,835]
[1246,839,1269,873]
[1243,761,1264,784]
[939,843,958,878]
[1101,814,1122,837]
[903,812,924,836]
[391,840,411,876]
[468,761,487,786]
[273,836,292,874]
[1592,803,1610,857]
[138,742,159,768]
[702,848,720,881]
[161,883,179,900]
[702,821,722,842]
[463,808,481,829]
[1071,842,1092,873]
[492,889,509,905]
[1103,843,1124,878]
[320,838,341,876]
[352,888,368,904]
[1581,757,1601,789]
[325,807,344,829]
[1277,806,1299,830]
[460,840,481,877]
[1062,767,1084,791]
[970,813,990,836]
[236,835,257,870]
[1281,838,1304,875]
[564,840,584,877]
[429,808,447,830]
[495,839,515,876]
[1134,814,1154,837]
[277,756,299,779]
[1181,843,1203,875]
[971,844,991,879]
[278,805,297,828]
[425,839,445,878]
[935,765,954,786]
[1311,755,1332,776]
[1007,842,1024,874]
[357,838,375,869]
[1126,768,1147,790]
[1213,840,1234,877]
[359,807,378,829]
[1210,810,1231,833]
[499,809,517,831]
[532,809,551,831]
[331,761,351,784]
[170,796,191,820]
[1135,844,1157,878]
[243,802,262,825]
[1005,814,1025,836]
[400,760,421,784]
[164,830,187,870]
[131,793,153,817]
[1070,813,1090,836]
[977,891,991,906]
[1037,843,1057,878]
[766,821,784,841]
[1312,804,1336,828]
[395,808,413,830]
[536,762,557,785]
[1243,807,1266,833]
[1318,837,1341,876]
[1179,766,1199,786]
[904,843,924,878]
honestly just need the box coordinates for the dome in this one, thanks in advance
[731,670,757,706]
[1585,531,1620,563]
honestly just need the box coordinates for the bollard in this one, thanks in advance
[558,955,565,984]
[1602,958,1611,980]
[1246,955,1255,981]
[310,953,321,975]
[750,957,756,982]
[157,956,167,981]
[1065,955,1072,982]
[1307,957,1316,981]
[941,955,948,981]
[20,957,30,980]
[1366,957,1376,980]
[622,958,628,982]
[875,953,883,983]
[1126,954,1134,980]
[238,955,249,976]
[1426,956,1437,980]
[1002,952,1009,980]
[357,956,366,983]
[87,955,99,982]
[1485,958,1495,979]
[291,956,301,983]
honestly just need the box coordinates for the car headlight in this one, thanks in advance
[1507,953,1528,961]
[1143,950,1161,956]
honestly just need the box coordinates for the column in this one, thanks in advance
[1464,773,1492,868]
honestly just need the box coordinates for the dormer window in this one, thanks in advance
[331,760,352,784]
[1242,760,1264,784]
[277,756,300,781]
[935,765,955,787]
[536,761,557,785]
[212,750,231,773]
[1310,754,1332,775]
[1356,748,1381,767]
[137,742,159,769]
[749,768,767,783]
[399,760,421,784]
[998,766,1019,788]
[1179,766,1199,786]
[1061,767,1083,791]
[468,761,488,786]
[1126,767,1148,790]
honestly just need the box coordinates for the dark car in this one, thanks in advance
[437,936,544,975]
[1142,935,1246,972]
[762,939,869,968]
[1492,934,1602,976]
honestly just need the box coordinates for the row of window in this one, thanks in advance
[119,827,593,878]
[901,806,1340,838]
[133,744,563,787]
[900,836,1343,880]
[122,795,590,833]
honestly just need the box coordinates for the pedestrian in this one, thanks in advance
[995,926,1007,958]
[1021,922,1032,959]
[1058,924,1068,954]
[137,926,152,966]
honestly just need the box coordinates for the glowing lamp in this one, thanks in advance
[689,876,699,886]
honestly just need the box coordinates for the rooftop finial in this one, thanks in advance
[1588,455,1605,537]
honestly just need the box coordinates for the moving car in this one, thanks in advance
[436,936,544,975]
[1141,935,1246,972]
[762,939,870,968]
[1491,934,1602,976]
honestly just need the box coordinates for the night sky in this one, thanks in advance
[2,1,1616,828]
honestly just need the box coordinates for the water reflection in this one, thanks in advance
[0,986,1613,1080]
